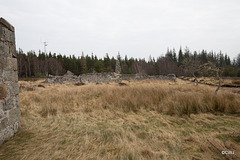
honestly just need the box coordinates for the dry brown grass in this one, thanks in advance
[0,79,240,159]
[183,76,240,87]
[232,80,240,85]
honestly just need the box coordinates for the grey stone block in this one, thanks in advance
[3,126,14,141]
[0,41,9,57]
[0,18,19,146]
[8,107,20,126]
[0,27,13,42]
[2,70,18,82]
[0,57,18,71]
[0,107,4,119]
[10,82,19,96]
[9,43,16,58]
[0,117,8,131]
[0,100,3,109]
[0,18,15,32]
[4,97,15,111]
[10,58,18,71]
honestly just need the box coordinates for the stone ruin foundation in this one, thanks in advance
[46,71,122,84]
[0,18,20,145]
[46,71,176,84]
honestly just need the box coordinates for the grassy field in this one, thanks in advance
[0,79,240,160]
[180,76,240,87]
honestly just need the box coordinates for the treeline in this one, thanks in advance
[16,47,240,78]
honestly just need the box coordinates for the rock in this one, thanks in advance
[0,17,20,146]
[119,82,127,86]
[74,82,85,86]
[37,84,45,88]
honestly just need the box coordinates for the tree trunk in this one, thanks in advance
[25,66,28,78]
[28,56,31,77]
[215,73,221,95]
[192,72,198,86]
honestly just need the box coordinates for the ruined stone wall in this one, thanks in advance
[0,18,20,145]
[46,71,79,83]
[46,71,121,83]
[46,71,176,84]
[122,74,176,81]
[80,72,121,83]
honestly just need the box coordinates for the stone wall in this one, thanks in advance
[122,74,176,81]
[115,59,121,74]
[80,72,121,83]
[46,71,79,83]
[46,71,176,84]
[0,18,20,145]
[46,71,121,83]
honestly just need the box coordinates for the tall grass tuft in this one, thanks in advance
[1,79,240,160]
[19,80,240,117]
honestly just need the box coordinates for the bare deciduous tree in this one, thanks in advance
[182,58,201,85]
[199,62,222,94]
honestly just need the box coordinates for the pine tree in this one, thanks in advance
[165,48,173,60]
[80,52,87,74]
[94,60,105,73]
[200,50,208,63]
[184,46,190,59]
[236,53,240,67]
[193,51,198,61]
[178,47,184,65]
[173,48,177,63]
[219,51,225,67]
[103,53,111,72]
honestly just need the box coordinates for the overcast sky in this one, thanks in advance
[1,0,240,59]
